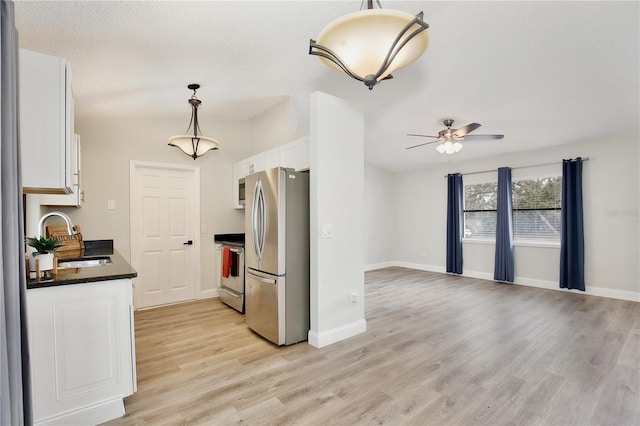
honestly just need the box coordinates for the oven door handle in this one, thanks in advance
[218,286,241,298]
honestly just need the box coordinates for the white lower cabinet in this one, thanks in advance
[27,279,136,425]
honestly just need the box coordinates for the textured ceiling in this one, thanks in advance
[13,1,640,172]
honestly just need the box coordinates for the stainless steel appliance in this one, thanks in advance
[238,178,246,206]
[214,234,245,313]
[245,167,309,345]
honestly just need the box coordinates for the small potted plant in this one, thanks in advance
[26,236,63,272]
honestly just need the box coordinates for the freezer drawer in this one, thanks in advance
[218,286,244,313]
[245,269,283,345]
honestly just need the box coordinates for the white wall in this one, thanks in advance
[364,164,396,269]
[40,117,253,294]
[386,135,639,301]
[309,91,366,347]
[250,95,309,154]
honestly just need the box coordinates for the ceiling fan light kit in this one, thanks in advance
[309,0,429,90]
[406,119,504,155]
[436,140,463,155]
[168,84,220,160]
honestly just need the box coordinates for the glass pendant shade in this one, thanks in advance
[436,140,464,155]
[168,84,219,160]
[310,6,429,90]
[168,135,219,160]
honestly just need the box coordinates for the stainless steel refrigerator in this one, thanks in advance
[244,167,310,345]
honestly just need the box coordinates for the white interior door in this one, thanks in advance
[130,162,200,309]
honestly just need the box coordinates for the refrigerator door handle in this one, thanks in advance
[252,179,262,260]
[246,270,277,285]
[258,182,266,260]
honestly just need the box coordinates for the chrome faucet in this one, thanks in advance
[37,211,77,239]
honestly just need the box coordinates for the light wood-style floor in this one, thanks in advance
[104,268,640,425]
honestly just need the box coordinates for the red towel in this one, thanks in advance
[222,246,231,278]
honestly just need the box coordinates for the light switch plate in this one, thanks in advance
[107,199,115,210]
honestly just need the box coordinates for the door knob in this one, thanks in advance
[183,240,193,245]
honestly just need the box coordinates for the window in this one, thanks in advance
[463,182,497,239]
[463,176,562,243]
[513,176,562,242]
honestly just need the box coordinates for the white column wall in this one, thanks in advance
[309,91,366,347]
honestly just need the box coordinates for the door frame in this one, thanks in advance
[129,160,202,308]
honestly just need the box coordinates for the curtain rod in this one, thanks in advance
[443,157,589,178]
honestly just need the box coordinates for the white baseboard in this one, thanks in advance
[308,319,367,348]
[199,288,219,299]
[365,261,640,302]
[364,261,395,271]
[369,261,447,274]
[35,398,125,426]
[515,276,640,302]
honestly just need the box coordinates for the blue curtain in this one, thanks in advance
[1,0,32,423]
[494,167,514,282]
[560,158,585,291]
[446,174,463,274]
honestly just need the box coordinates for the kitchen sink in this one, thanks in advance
[57,256,113,269]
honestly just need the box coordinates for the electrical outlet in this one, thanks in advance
[349,292,357,304]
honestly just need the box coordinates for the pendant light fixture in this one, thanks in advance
[168,84,220,160]
[309,0,429,90]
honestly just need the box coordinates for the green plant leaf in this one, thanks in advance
[26,236,63,255]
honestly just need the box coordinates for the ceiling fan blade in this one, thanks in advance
[405,140,439,150]
[452,122,481,137]
[462,134,505,140]
[406,133,440,138]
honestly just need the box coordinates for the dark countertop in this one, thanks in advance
[214,233,245,247]
[27,242,137,290]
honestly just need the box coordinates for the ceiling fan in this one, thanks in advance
[406,119,504,154]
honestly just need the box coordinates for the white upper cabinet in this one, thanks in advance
[40,134,83,207]
[232,136,309,209]
[247,153,266,175]
[20,49,74,194]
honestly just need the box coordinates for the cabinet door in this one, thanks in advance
[266,148,281,170]
[298,135,310,171]
[39,134,82,207]
[27,280,135,424]
[279,140,301,170]
[20,49,73,194]
[249,153,266,174]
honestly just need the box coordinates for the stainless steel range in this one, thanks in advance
[214,234,245,313]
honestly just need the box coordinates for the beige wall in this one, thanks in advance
[40,117,253,293]
[33,96,311,297]
[382,135,640,301]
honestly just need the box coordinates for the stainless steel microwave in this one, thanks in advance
[238,178,246,206]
